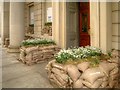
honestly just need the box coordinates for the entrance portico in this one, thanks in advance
[52,2,116,53]
[1,1,119,53]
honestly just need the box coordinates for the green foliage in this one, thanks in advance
[89,56,100,67]
[108,52,112,57]
[21,38,56,46]
[55,51,71,63]
[29,24,34,27]
[44,22,52,26]
[55,46,103,65]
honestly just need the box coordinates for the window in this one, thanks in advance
[47,7,52,22]
[27,4,34,34]
[29,5,34,25]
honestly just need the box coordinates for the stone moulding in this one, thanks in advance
[19,45,60,65]
[45,50,120,88]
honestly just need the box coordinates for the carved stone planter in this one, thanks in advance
[19,45,60,65]
[45,50,119,88]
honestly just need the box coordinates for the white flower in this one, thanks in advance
[55,46,102,63]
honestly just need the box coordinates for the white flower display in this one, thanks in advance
[21,38,56,46]
[55,46,102,63]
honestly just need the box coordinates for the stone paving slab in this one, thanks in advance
[0,83,1,90]
[2,72,53,88]
[2,57,20,66]
[0,38,2,89]
[31,61,49,80]
[2,49,19,59]
[2,47,53,88]
[0,67,2,83]
[2,64,33,82]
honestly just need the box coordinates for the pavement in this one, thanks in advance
[1,45,53,88]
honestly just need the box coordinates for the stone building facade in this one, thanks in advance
[0,1,120,53]
[24,2,52,39]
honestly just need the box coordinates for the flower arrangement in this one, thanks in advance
[21,38,56,46]
[55,46,109,66]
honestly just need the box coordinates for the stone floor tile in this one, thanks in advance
[2,72,53,88]
[1,47,53,88]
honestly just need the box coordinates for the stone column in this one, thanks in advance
[90,2,112,53]
[8,2,25,52]
[52,2,66,48]
[0,2,4,46]
[90,2,100,47]
[99,2,112,53]
[1,2,10,47]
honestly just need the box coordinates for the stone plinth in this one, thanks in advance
[45,50,119,88]
[19,45,60,65]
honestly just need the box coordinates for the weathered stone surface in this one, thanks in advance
[19,45,60,65]
[45,50,120,88]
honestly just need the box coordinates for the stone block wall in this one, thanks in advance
[25,2,42,38]
[25,2,52,39]
[25,2,30,35]
[112,2,120,50]
[34,2,42,37]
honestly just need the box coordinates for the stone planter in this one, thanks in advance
[19,45,60,65]
[45,50,120,88]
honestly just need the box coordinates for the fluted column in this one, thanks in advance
[8,2,25,52]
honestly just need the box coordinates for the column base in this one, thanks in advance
[7,46,20,53]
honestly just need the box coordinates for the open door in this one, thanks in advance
[79,2,90,46]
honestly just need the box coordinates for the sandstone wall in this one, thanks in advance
[112,2,120,50]
[25,2,52,39]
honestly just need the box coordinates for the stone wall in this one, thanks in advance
[25,2,30,35]
[19,45,60,65]
[34,2,42,37]
[112,2,120,50]
[46,50,120,88]
[25,2,42,38]
[25,2,52,39]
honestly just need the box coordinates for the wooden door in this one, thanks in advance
[79,2,90,46]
